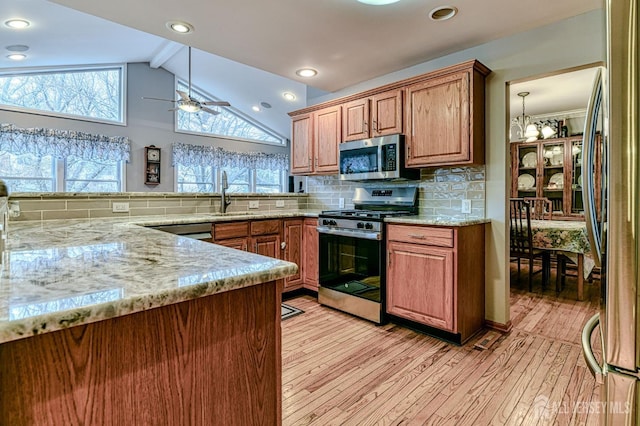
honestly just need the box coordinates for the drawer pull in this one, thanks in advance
[408,233,426,239]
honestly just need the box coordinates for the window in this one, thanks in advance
[0,65,125,124]
[64,156,123,192]
[0,151,55,192]
[0,151,124,193]
[175,81,285,145]
[175,165,285,193]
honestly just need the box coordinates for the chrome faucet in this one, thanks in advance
[220,171,231,213]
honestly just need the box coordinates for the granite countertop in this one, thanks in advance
[384,215,490,226]
[0,210,321,345]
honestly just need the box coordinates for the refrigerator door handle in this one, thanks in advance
[581,313,605,384]
[581,68,603,267]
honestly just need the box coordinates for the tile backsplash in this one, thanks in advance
[10,193,308,222]
[305,165,485,220]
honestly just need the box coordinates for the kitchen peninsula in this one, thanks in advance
[0,215,299,425]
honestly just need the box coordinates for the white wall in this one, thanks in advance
[310,10,605,326]
[0,63,289,192]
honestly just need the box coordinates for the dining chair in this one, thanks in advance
[523,197,553,220]
[510,198,551,291]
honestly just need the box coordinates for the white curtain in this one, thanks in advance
[172,142,288,170]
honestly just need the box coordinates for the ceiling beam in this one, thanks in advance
[149,41,183,69]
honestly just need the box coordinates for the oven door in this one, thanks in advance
[317,229,385,323]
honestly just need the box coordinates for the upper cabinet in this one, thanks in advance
[289,60,491,176]
[342,89,403,142]
[290,106,342,175]
[405,63,489,168]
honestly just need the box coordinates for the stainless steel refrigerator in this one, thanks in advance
[581,0,640,424]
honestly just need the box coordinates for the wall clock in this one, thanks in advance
[144,145,161,185]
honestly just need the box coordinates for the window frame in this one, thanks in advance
[0,151,126,193]
[173,79,287,146]
[174,164,286,194]
[0,64,127,126]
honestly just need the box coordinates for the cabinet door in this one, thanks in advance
[302,218,319,290]
[251,234,281,259]
[405,71,470,167]
[314,106,341,173]
[342,98,370,142]
[371,89,403,137]
[386,241,454,331]
[216,237,248,252]
[283,219,303,289]
[291,114,313,174]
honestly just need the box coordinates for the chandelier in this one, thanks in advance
[512,92,540,142]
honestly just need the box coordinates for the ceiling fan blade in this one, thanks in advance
[200,106,221,115]
[202,101,231,107]
[176,90,190,101]
[142,96,176,102]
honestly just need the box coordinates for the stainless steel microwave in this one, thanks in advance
[339,134,419,181]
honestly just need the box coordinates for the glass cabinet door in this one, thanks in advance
[541,141,565,214]
[515,144,538,198]
[570,138,584,215]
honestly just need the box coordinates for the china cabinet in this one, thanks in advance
[510,136,601,219]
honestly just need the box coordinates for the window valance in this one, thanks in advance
[0,123,130,162]
[172,142,289,171]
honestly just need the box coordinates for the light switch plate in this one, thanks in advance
[249,200,260,209]
[112,202,129,213]
[275,200,285,208]
[461,199,472,214]
[339,198,345,208]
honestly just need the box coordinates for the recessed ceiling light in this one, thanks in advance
[429,6,458,21]
[6,45,29,52]
[252,105,261,112]
[357,0,400,4]
[283,92,296,101]
[296,68,317,78]
[260,102,272,109]
[166,21,194,34]
[7,53,26,61]
[4,19,30,29]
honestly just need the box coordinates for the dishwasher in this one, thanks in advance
[147,223,212,241]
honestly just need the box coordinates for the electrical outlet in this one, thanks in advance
[461,199,472,214]
[339,198,345,208]
[249,200,260,209]
[275,200,285,208]
[112,202,129,213]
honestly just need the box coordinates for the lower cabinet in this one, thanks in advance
[212,217,319,293]
[386,223,485,344]
[302,218,319,290]
[283,219,303,290]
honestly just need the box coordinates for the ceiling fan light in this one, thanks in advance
[178,103,200,113]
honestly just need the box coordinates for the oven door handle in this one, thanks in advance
[316,226,381,241]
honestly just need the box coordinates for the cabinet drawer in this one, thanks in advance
[213,221,249,240]
[387,224,454,247]
[251,219,281,236]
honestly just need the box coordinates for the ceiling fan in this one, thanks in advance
[143,46,230,115]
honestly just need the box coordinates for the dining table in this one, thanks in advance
[528,219,594,301]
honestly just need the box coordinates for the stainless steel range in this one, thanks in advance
[317,187,418,324]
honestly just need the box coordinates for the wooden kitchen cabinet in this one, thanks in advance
[283,219,303,290]
[342,89,403,142]
[510,136,601,220]
[212,219,281,259]
[404,62,489,168]
[291,106,341,175]
[386,223,485,344]
[302,218,319,290]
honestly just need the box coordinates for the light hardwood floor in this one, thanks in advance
[282,269,601,425]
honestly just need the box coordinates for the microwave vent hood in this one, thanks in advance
[339,134,419,181]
